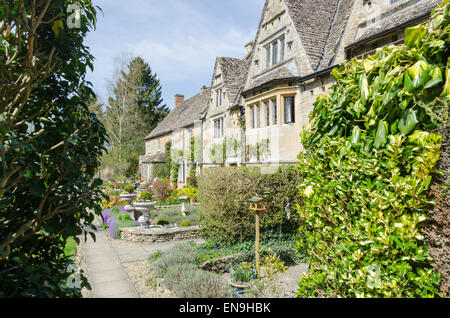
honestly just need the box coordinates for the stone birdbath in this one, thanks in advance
[134,201,156,228]
[179,195,188,217]
[120,188,138,215]
[134,191,156,228]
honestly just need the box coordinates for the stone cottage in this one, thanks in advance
[141,0,440,183]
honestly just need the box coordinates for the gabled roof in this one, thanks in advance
[215,57,250,107]
[318,0,356,69]
[284,0,341,71]
[243,0,347,93]
[348,0,440,49]
[145,87,211,140]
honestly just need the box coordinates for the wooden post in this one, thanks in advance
[255,211,261,276]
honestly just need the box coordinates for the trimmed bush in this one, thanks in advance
[166,265,233,298]
[180,220,192,227]
[197,166,302,244]
[295,2,448,298]
[155,217,170,226]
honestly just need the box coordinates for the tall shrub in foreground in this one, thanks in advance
[296,1,449,298]
[0,1,107,297]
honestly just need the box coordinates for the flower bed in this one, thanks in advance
[102,207,139,238]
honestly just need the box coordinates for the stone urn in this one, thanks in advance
[120,192,138,214]
[133,201,156,227]
[179,195,188,217]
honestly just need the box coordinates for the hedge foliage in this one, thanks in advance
[296,1,449,298]
[197,166,302,244]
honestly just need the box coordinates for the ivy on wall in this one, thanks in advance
[296,1,449,298]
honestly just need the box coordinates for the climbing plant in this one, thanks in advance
[296,1,449,298]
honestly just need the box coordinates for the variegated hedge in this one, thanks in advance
[296,1,449,298]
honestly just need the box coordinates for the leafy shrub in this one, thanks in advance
[167,266,233,298]
[163,264,199,291]
[152,205,199,225]
[156,218,170,226]
[118,213,132,222]
[181,186,197,198]
[152,243,196,277]
[149,250,163,263]
[0,0,106,297]
[152,163,170,180]
[295,3,448,298]
[123,185,135,193]
[187,176,198,188]
[152,179,171,201]
[230,263,257,283]
[139,191,153,201]
[180,220,192,227]
[262,255,287,278]
[197,166,302,244]
[194,247,223,264]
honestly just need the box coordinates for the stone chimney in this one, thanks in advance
[245,41,254,57]
[175,94,184,107]
[201,86,208,94]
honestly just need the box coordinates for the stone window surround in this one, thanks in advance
[213,117,224,139]
[263,34,286,69]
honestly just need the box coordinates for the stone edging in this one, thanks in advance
[120,226,201,243]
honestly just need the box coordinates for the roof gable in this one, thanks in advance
[145,88,210,140]
[283,0,340,71]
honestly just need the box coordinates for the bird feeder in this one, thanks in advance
[248,191,270,276]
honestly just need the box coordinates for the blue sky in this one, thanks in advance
[85,0,265,109]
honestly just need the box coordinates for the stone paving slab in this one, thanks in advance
[82,228,139,298]
[92,279,139,298]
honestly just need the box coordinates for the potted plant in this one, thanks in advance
[134,191,156,225]
[182,186,197,204]
[229,263,257,297]
[120,185,138,214]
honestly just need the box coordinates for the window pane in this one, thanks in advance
[272,99,277,125]
[281,38,285,61]
[251,107,255,129]
[257,105,261,128]
[266,47,271,67]
[272,42,278,65]
[265,101,270,126]
[284,96,295,124]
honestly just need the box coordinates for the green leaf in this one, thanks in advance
[374,120,388,148]
[52,20,64,38]
[441,58,450,97]
[359,74,370,106]
[424,66,443,89]
[351,126,361,145]
[398,109,419,136]
[404,60,430,92]
[404,25,427,48]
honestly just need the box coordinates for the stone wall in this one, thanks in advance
[120,226,201,243]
